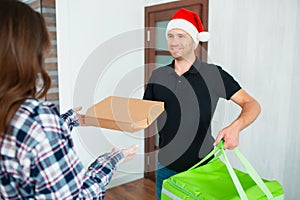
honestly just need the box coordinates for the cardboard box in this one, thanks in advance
[85,96,164,132]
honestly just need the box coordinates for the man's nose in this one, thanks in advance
[169,37,180,45]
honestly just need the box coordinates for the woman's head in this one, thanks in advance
[0,0,51,134]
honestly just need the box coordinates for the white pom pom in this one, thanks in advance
[198,32,210,42]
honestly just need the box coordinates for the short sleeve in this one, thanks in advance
[216,66,241,100]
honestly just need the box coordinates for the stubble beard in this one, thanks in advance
[171,51,184,61]
[174,56,184,61]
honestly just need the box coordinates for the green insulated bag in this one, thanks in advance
[161,141,284,200]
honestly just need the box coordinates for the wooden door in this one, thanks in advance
[144,0,209,181]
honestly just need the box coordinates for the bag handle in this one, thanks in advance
[232,148,274,199]
[189,141,274,200]
[221,147,248,200]
[188,141,224,170]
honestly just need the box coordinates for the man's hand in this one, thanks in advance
[214,125,240,149]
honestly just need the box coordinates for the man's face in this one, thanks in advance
[167,29,194,60]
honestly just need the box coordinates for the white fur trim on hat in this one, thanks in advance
[198,32,210,42]
[166,19,199,49]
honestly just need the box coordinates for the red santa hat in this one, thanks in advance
[166,8,210,49]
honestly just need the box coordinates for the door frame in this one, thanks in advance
[144,0,209,181]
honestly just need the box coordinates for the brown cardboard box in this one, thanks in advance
[85,96,164,132]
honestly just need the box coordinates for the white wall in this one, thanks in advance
[56,0,145,188]
[209,0,300,199]
[56,0,300,198]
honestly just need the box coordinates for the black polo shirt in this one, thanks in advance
[143,58,241,172]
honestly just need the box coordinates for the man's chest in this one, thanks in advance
[153,73,211,104]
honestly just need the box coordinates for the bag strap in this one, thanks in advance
[233,148,274,199]
[188,141,274,200]
[221,148,248,200]
[188,141,223,170]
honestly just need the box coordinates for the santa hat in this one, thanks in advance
[166,8,210,49]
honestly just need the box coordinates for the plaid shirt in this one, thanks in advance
[0,99,124,200]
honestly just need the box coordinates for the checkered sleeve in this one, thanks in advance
[60,109,79,131]
[31,104,124,199]
[0,100,126,199]
[79,151,125,199]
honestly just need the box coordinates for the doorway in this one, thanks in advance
[144,0,209,181]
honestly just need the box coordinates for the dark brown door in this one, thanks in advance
[144,0,209,181]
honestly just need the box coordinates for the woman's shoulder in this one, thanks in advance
[14,99,62,137]
[20,99,59,117]
[3,100,61,156]
[11,99,65,145]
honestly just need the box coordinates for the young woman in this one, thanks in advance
[0,1,137,199]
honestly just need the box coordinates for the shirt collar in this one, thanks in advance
[167,58,202,74]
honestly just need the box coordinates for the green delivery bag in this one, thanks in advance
[161,141,284,200]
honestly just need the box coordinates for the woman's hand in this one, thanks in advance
[121,144,138,162]
[73,106,86,126]
[112,144,138,163]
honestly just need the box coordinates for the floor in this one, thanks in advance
[105,178,156,200]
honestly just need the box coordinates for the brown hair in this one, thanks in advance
[0,0,51,135]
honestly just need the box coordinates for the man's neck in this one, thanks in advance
[174,55,196,76]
